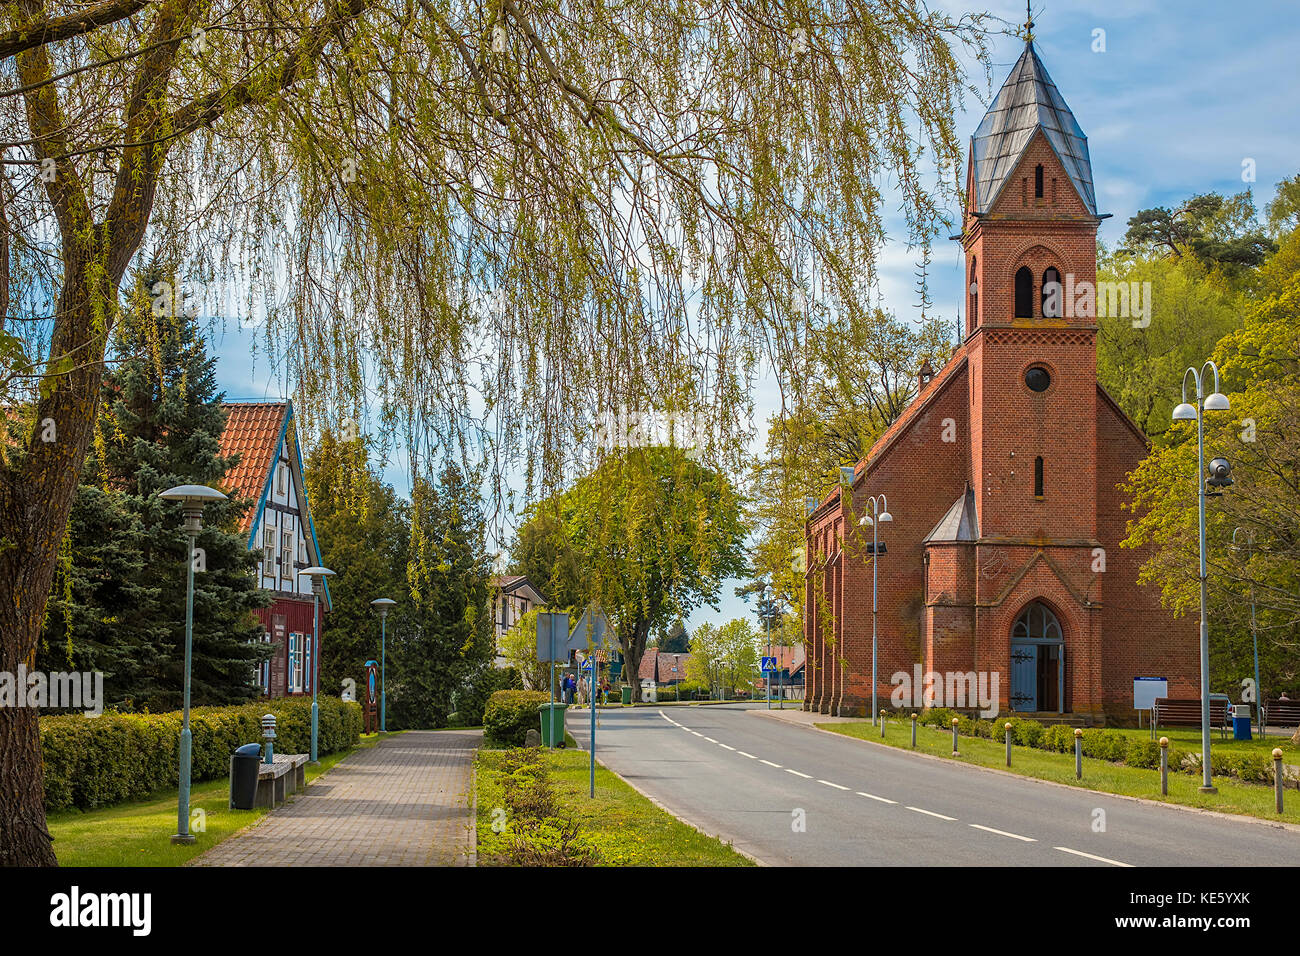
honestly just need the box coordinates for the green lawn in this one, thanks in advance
[817,720,1300,825]
[475,745,752,866]
[49,733,392,867]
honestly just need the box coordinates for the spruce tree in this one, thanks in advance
[39,273,270,710]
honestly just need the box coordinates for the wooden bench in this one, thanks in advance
[1153,697,1230,738]
[255,753,308,808]
[1263,699,1300,729]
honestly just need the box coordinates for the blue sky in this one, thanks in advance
[207,1,1300,634]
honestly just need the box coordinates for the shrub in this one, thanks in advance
[923,708,957,729]
[1125,740,1163,769]
[484,690,551,748]
[40,697,361,812]
[1040,724,1075,753]
[1011,718,1045,749]
[1080,729,1129,762]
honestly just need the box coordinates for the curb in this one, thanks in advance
[748,709,1300,835]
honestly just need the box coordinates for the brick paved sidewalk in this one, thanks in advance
[191,729,481,867]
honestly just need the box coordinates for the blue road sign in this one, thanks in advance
[761,656,778,672]
[581,658,594,671]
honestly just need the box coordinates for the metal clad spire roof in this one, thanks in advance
[970,42,1096,215]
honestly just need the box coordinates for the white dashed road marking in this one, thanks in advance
[818,780,850,790]
[785,769,812,779]
[719,744,735,751]
[1054,846,1133,867]
[737,751,756,759]
[857,792,898,804]
[906,806,957,821]
[759,759,782,768]
[969,824,1036,842]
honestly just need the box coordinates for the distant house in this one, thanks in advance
[217,401,329,697]
[760,645,806,699]
[490,575,546,666]
[638,648,692,700]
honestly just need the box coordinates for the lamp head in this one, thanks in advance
[878,511,893,523]
[159,484,226,533]
[1172,402,1198,421]
[858,514,872,527]
[1204,392,1230,412]
[299,566,335,594]
[371,597,397,619]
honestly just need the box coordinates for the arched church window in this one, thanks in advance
[1014,266,1033,318]
[1034,164,1044,198]
[968,258,978,332]
[1012,602,1062,642]
[1034,456,1044,496]
[1042,267,1061,317]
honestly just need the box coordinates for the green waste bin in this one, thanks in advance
[539,702,568,747]
[621,686,632,706]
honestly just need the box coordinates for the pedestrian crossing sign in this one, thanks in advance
[761,656,778,672]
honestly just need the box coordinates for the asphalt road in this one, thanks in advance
[566,702,1300,866]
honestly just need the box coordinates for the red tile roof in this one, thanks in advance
[216,402,288,532]
[639,648,692,683]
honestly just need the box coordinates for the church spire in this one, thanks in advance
[968,33,1097,215]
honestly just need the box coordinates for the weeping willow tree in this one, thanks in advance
[0,0,993,864]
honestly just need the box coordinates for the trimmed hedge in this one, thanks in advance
[484,690,550,748]
[910,708,1282,785]
[41,697,362,812]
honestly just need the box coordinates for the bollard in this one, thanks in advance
[1275,748,1285,814]
[951,717,960,756]
[880,710,886,737]
[1005,722,1013,767]
[1074,728,1083,780]
[1159,737,1169,796]
[261,713,277,765]
[910,713,917,748]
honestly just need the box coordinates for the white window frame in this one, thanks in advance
[276,462,287,496]
[262,525,276,575]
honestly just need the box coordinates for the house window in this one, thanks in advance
[1014,266,1034,318]
[276,463,287,496]
[288,633,300,693]
[1034,164,1044,198]
[303,633,313,696]
[263,526,276,575]
[281,530,293,579]
[1042,267,1061,318]
[1034,456,1045,497]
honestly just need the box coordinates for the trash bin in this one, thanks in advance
[1232,704,1252,741]
[621,686,632,706]
[229,743,262,810]
[538,703,568,747]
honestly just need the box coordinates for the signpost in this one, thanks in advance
[536,612,571,748]
[761,656,778,711]
[1134,676,1168,737]
[581,655,596,797]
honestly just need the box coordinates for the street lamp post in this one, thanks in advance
[298,565,336,763]
[858,495,893,725]
[1172,361,1231,793]
[159,484,228,845]
[371,598,397,733]
[1231,529,1262,732]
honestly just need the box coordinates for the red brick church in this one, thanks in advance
[803,37,1197,724]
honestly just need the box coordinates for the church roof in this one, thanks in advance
[924,485,978,543]
[970,41,1096,215]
